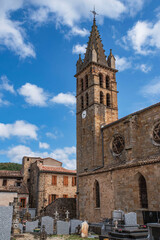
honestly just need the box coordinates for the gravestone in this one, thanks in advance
[0,206,13,240]
[41,216,54,235]
[112,210,124,221]
[70,219,82,234]
[26,220,38,232]
[19,223,23,233]
[57,220,70,235]
[124,212,137,225]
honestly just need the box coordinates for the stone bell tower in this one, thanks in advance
[75,16,118,174]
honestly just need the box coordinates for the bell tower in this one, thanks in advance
[75,17,118,174]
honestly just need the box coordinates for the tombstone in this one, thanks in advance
[54,211,59,220]
[112,210,124,221]
[148,223,160,239]
[57,220,70,235]
[0,206,13,240]
[19,223,23,233]
[124,212,137,226]
[41,216,54,235]
[40,225,47,240]
[81,221,89,238]
[26,220,38,232]
[70,219,82,234]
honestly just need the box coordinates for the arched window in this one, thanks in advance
[106,76,110,89]
[99,74,103,88]
[86,93,89,107]
[95,180,100,208]
[81,79,83,91]
[81,96,84,109]
[100,91,103,104]
[85,75,88,89]
[106,93,111,107]
[139,175,148,208]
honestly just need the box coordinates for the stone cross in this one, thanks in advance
[54,211,59,220]
[65,210,70,219]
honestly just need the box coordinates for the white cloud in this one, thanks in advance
[122,0,145,17]
[3,144,76,169]
[122,20,160,55]
[18,83,48,107]
[0,96,10,106]
[0,75,16,94]
[46,132,57,139]
[0,0,35,58]
[141,76,160,97]
[69,27,89,37]
[72,44,87,54]
[39,142,50,149]
[0,120,38,139]
[115,55,131,71]
[136,64,152,73]
[51,93,76,106]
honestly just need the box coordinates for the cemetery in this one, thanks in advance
[0,197,160,239]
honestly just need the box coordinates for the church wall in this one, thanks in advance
[103,104,160,168]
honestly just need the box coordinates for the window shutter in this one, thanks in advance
[72,177,76,186]
[49,195,52,204]
[63,176,68,186]
[52,176,57,185]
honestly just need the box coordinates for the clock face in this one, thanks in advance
[82,110,87,119]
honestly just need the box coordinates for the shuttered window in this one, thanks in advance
[72,177,77,186]
[52,176,57,185]
[48,194,58,204]
[63,194,68,198]
[63,176,68,186]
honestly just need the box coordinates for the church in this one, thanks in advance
[75,16,160,223]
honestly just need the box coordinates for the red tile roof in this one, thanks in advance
[38,165,76,174]
[0,171,22,178]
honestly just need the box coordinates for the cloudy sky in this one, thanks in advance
[0,0,160,169]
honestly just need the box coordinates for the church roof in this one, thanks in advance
[83,19,108,67]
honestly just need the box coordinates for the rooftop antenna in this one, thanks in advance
[90,6,99,22]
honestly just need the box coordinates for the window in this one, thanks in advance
[81,96,84,109]
[27,158,29,161]
[100,91,103,104]
[86,93,89,107]
[99,74,103,88]
[139,175,148,209]
[72,177,77,186]
[95,180,100,208]
[16,182,21,187]
[153,122,160,144]
[52,176,57,185]
[63,176,68,186]
[81,79,83,91]
[74,195,77,199]
[63,194,68,198]
[27,178,30,183]
[28,168,30,172]
[20,198,26,208]
[2,179,7,186]
[112,134,125,155]
[106,76,110,89]
[48,194,57,204]
[85,75,88,89]
[106,93,111,107]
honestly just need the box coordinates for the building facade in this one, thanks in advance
[76,18,160,223]
[0,170,29,207]
[22,156,77,215]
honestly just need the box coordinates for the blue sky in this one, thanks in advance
[0,0,160,169]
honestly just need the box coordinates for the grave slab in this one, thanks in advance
[57,220,70,235]
[41,216,54,235]
[26,220,38,232]
[70,219,82,234]
[0,206,13,240]
[124,212,137,226]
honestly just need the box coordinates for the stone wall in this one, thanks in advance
[43,198,76,219]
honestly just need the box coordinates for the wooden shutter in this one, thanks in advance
[72,177,76,186]
[48,194,52,204]
[63,194,68,198]
[63,176,68,186]
[52,176,57,185]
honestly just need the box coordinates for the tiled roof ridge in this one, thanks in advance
[38,165,76,173]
